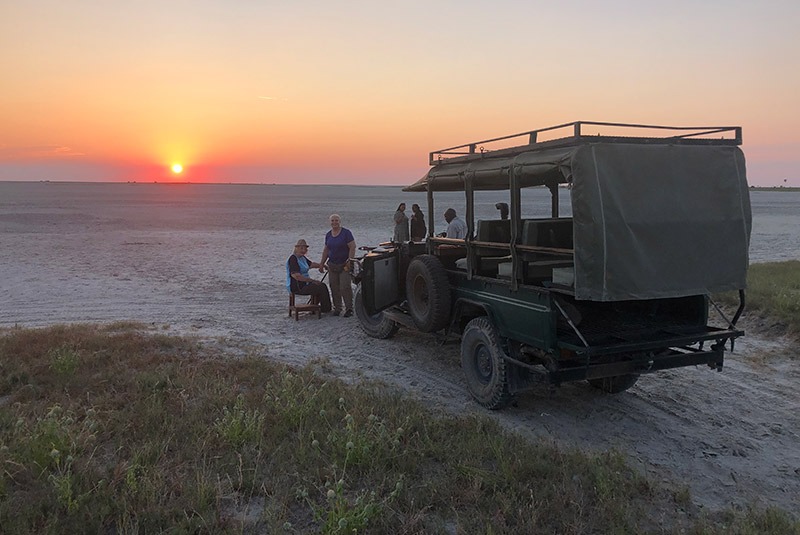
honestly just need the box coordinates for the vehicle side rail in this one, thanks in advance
[466,241,574,256]
[430,237,466,246]
[515,244,573,256]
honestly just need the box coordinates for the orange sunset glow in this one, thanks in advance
[1,2,799,186]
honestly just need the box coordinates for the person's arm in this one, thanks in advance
[346,229,356,259]
[342,239,356,272]
[291,271,315,282]
[289,256,313,283]
[457,220,468,240]
[318,243,329,272]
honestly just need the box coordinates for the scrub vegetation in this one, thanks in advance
[746,261,800,335]
[0,323,797,534]
[718,260,800,337]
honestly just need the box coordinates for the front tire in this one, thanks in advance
[460,317,513,410]
[354,287,399,339]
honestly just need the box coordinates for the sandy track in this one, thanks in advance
[2,228,798,516]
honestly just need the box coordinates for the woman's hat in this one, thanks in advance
[295,239,309,247]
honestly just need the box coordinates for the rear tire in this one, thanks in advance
[587,374,639,393]
[461,317,513,410]
[354,287,399,339]
[406,254,451,333]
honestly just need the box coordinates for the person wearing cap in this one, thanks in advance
[286,239,332,313]
[319,214,356,317]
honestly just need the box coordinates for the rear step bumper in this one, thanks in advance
[514,326,744,386]
[550,346,726,384]
[557,326,744,357]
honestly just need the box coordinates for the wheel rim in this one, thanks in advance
[411,274,429,308]
[473,343,493,385]
[364,311,383,326]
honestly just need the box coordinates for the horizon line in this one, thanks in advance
[0,179,413,187]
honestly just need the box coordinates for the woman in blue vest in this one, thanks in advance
[286,239,332,313]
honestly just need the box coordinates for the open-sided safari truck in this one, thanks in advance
[354,121,751,409]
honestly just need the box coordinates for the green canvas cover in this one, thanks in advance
[406,142,751,301]
[570,143,750,300]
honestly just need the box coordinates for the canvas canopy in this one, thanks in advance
[405,146,576,192]
[406,142,751,301]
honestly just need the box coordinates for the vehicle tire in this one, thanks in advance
[354,287,399,339]
[406,254,451,333]
[460,317,513,410]
[587,374,639,393]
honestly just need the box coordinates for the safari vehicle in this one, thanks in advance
[353,121,751,409]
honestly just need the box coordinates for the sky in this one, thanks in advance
[1,0,798,186]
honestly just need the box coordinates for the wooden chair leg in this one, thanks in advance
[289,292,321,320]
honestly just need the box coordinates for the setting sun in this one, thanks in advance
[171,164,183,174]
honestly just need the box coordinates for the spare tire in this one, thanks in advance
[405,254,451,332]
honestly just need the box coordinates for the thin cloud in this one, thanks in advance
[53,146,85,156]
[0,145,85,159]
[258,96,288,101]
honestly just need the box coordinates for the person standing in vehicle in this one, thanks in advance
[393,203,409,243]
[410,203,426,241]
[495,202,509,220]
[286,239,332,313]
[319,214,356,317]
[443,207,468,239]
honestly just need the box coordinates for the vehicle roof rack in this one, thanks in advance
[429,121,742,166]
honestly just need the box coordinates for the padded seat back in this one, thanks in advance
[521,218,574,261]
[475,219,511,257]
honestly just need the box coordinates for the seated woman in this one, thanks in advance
[286,239,332,313]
